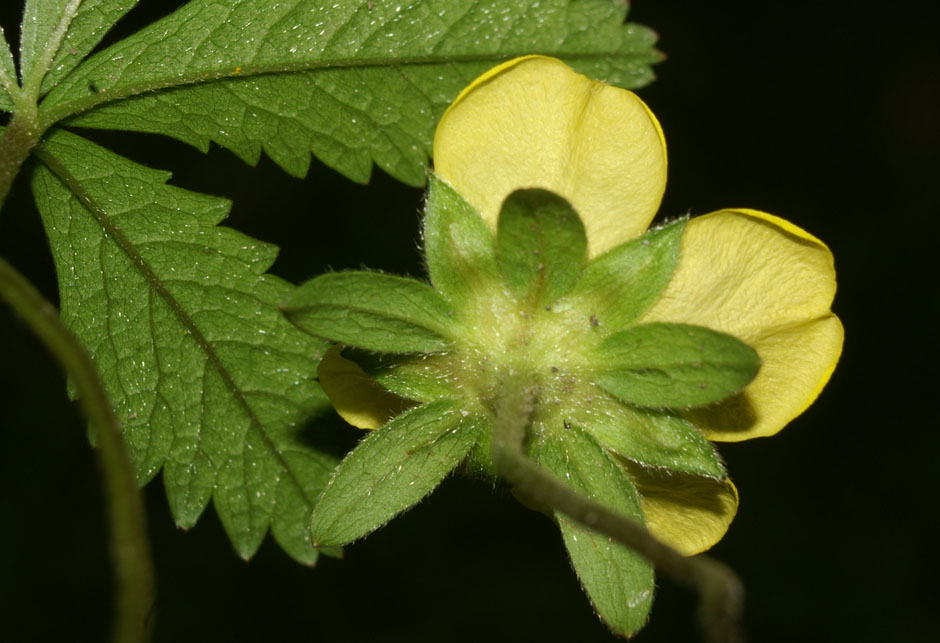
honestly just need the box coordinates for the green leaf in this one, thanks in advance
[40,0,661,185]
[20,0,134,96]
[565,219,686,331]
[31,129,337,565]
[596,322,761,409]
[282,272,457,354]
[19,0,78,92]
[496,189,586,307]
[38,0,141,96]
[532,423,654,638]
[311,399,481,547]
[576,394,726,479]
[423,173,501,309]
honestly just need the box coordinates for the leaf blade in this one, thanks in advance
[31,129,337,563]
[40,0,661,185]
[39,0,141,96]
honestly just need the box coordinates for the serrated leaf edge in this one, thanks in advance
[34,142,322,537]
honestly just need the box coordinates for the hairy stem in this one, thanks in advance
[0,257,155,643]
[0,104,41,210]
[491,377,744,643]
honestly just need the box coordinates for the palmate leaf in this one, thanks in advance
[38,0,662,186]
[31,128,337,565]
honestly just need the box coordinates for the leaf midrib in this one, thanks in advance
[34,144,317,514]
[38,49,654,130]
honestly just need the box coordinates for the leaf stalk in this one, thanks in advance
[0,256,155,643]
[0,103,42,209]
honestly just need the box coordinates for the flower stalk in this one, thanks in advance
[290,55,842,638]
[491,374,743,643]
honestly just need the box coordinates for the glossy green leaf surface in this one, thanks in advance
[31,129,336,564]
[596,322,761,408]
[283,272,457,353]
[312,399,480,546]
[37,0,140,96]
[40,0,661,185]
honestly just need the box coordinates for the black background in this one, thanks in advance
[1,1,936,641]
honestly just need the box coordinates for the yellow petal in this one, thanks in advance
[433,56,667,257]
[641,209,843,440]
[626,462,738,555]
[317,345,406,430]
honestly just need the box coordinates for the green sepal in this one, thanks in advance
[422,174,501,309]
[496,189,587,307]
[462,418,497,480]
[0,25,16,111]
[283,271,456,353]
[345,349,457,404]
[311,400,481,547]
[565,219,685,330]
[578,395,725,479]
[532,423,654,638]
[595,322,761,408]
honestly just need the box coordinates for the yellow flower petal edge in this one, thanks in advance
[433,56,667,258]
[641,209,844,441]
[317,345,406,430]
[624,461,739,556]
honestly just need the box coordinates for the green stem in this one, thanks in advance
[491,377,743,643]
[0,0,81,209]
[0,257,155,643]
[0,105,42,210]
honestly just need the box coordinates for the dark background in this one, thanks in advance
[1,1,936,641]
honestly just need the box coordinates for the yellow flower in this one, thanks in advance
[434,55,842,554]
[321,55,842,557]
